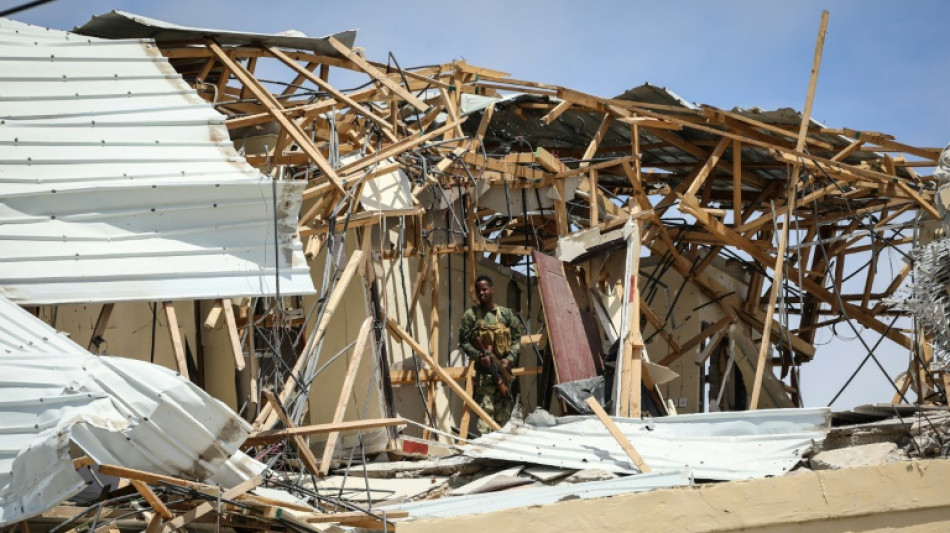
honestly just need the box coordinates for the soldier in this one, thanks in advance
[459,275,523,434]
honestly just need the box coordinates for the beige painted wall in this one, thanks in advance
[402,459,950,533]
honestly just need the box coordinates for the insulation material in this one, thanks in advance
[0,18,314,304]
[891,144,950,370]
[0,295,261,526]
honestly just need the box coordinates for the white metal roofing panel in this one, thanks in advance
[75,10,356,53]
[382,470,692,520]
[464,408,830,481]
[0,294,261,526]
[0,17,314,304]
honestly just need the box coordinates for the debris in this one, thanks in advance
[0,6,946,530]
[810,443,907,470]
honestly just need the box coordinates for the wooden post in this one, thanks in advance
[87,303,114,353]
[467,193,478,302]
[161,302,189,379]
[554,178,569,236]
[586,397,651,473]
[221,298,246,372]
[457,360,477,439]
[732,140,742,225]
[750,10,828,410]
[203,299,223,329]
[618,214,643,417]
[244,300,259,420]
[386,318,501,431]
[319,318,373,474]
[256,250,365,430]
[425,252,441,439]
[590,169,600,227]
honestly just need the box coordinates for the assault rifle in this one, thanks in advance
[474,337,513,397]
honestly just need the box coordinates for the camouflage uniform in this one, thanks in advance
[459,305,523,434]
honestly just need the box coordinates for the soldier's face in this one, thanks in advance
[475,281,494,306]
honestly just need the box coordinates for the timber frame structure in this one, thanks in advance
[65,11,943,446]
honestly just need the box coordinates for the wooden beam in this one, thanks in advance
[206,40,345,193]
[326,36,429,112]
[262,389,321,475]
[389,365,542,384]
[130,480,173,520]
[386,317,501,431]
[203,300,223,329]
[221,298,246,372]
[541,99,572,125]
[619,215,643,417]
[751,10,829,410]
[657,316,732,367]
[87,303,114,353]
[685,137,730,197]
[319,318,373,475]
[266,46,397,141]
[162,302,189,378]
[246,417,407,446]
[159,476,262,533]
[585,397,651,473]
[257,250,365,430]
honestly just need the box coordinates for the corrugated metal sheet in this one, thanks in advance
[75,10,356,53]
[381,470,692,520]
[0,18,314,304]
[464,408,830,481]
[0,295,262,525]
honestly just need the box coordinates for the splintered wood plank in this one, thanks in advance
[533,251,604,383]
[585,397,651,473]
[162,302,189,379]
[319,318,373,475]
[732,140,742,224]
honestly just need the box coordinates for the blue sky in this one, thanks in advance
[7,0,948,408]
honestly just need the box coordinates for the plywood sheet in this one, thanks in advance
[533,251,604,383]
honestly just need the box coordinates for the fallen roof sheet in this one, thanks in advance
[463,408,830,480]
[0,18,314,304]
[75,10,356,53]
[0,294,262,526]
[381,470,692,520]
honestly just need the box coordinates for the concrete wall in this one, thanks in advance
[402,459,950,533]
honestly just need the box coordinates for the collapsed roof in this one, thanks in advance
[1,8,948,532]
